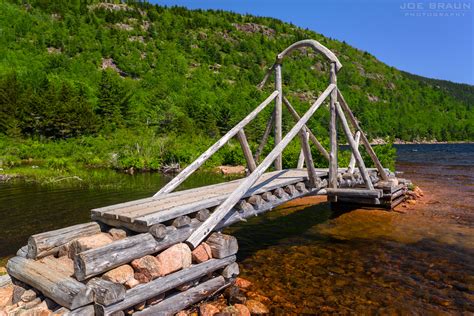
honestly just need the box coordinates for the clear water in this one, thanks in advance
[1,144,473,313]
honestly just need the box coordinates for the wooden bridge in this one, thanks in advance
[4,40,409,316]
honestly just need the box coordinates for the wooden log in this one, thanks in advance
[236,130,257,173]
[76,221,203,281]
[0,274,11,288]
[284,185,298,197]
[16,245,28,258]
[276,39,342,71]
[187,84,335,248]
[247,195,264,208]
[261,191,277,202]
[134,276,227,316]
[74,233,158,281]
[195,209,211,222]
[298,130,319,187]
[27,222,101,259]
[205,233,238,259]
[325,188,382,198]
[328,62,338,190]
[335,102,374,190]
[6,256,93,309]
[336,197,381,205]
[337,89,389,181]
[172,216,191,228]
[295,182,308,193]
[222,263,240,279]
[274,63,283,170]
[96,257,235,316]
[87,278,126,306]
[254,112,273,162]
[391,195,406,208]
[348,131,360,174]
[273,187,289,199]
[149,224,167,239]
[154,91,279,198]
[297,148,305,169]
[53,305,97,316]
[283,96,330,160]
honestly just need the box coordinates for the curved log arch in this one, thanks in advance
[276,39,342,71]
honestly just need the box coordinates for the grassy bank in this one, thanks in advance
[0,130,396,188]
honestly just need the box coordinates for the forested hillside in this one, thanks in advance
[1,0,472,173]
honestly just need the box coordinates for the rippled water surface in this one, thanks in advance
[1,144,473,313]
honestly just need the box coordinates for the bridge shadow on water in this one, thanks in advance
[224,198,351,261]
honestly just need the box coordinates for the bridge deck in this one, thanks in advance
[92,169,326,230]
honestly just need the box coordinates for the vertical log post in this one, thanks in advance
[274,63,283,170]
[348,131,361,174]
[236,129,257,173]
[298,131,318,187]
[329,62,338,190]
[297,148,305,169]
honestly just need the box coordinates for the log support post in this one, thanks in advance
[274,63,283,170]
[254,112,274,163]
[236,129,257,173]
[329,62,338,190]
[298,130,318,187]
[348,131,361,174]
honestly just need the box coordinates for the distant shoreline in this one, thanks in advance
[370,139,474,145]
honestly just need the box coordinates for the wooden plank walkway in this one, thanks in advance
[92,169,324,229]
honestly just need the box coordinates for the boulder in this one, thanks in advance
[108,228,128,241]
[20,289,37,303]
[69,233,113,258]
[145,293,164,306]
[102,265,134,285]
[12,284,26,305]
[191,243,212,263]
[131,255,161,283]
[124,278,140,289]
[234,304,251,316]
[245,300,269,314]
[235,278,252,290]
[0,285,13,308]
[156,243,192,276]
[18,300,51,316]
[199,303,220,316]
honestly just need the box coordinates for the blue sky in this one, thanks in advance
[151,0,473,85]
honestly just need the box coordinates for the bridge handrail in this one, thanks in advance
[186,83,336,248]
[153,91,279,198]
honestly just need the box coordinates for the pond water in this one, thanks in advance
[1,144,473,313]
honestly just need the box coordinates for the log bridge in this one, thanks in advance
[4,40,410,315]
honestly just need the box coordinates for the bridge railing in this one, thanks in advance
[152,39,390,248]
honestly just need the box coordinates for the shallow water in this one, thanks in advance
[1,144,473,313]
[230,144,474,314]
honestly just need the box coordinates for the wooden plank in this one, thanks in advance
[236,129,257,172]
[27,222,101,259]
[274,63,283,170]
[283,96,330,161]
[328,63,338,190]
[134,276,227,316]
[154,91,279,198]
[335,102,374,190]
[348,131,360,174]
[100,169,308,222]
[6,256,93,310]
[186,84,335,248]
[337,89,389,181]
[131,170,316,227]
[325,188,382,198]
[96,257,235,315]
